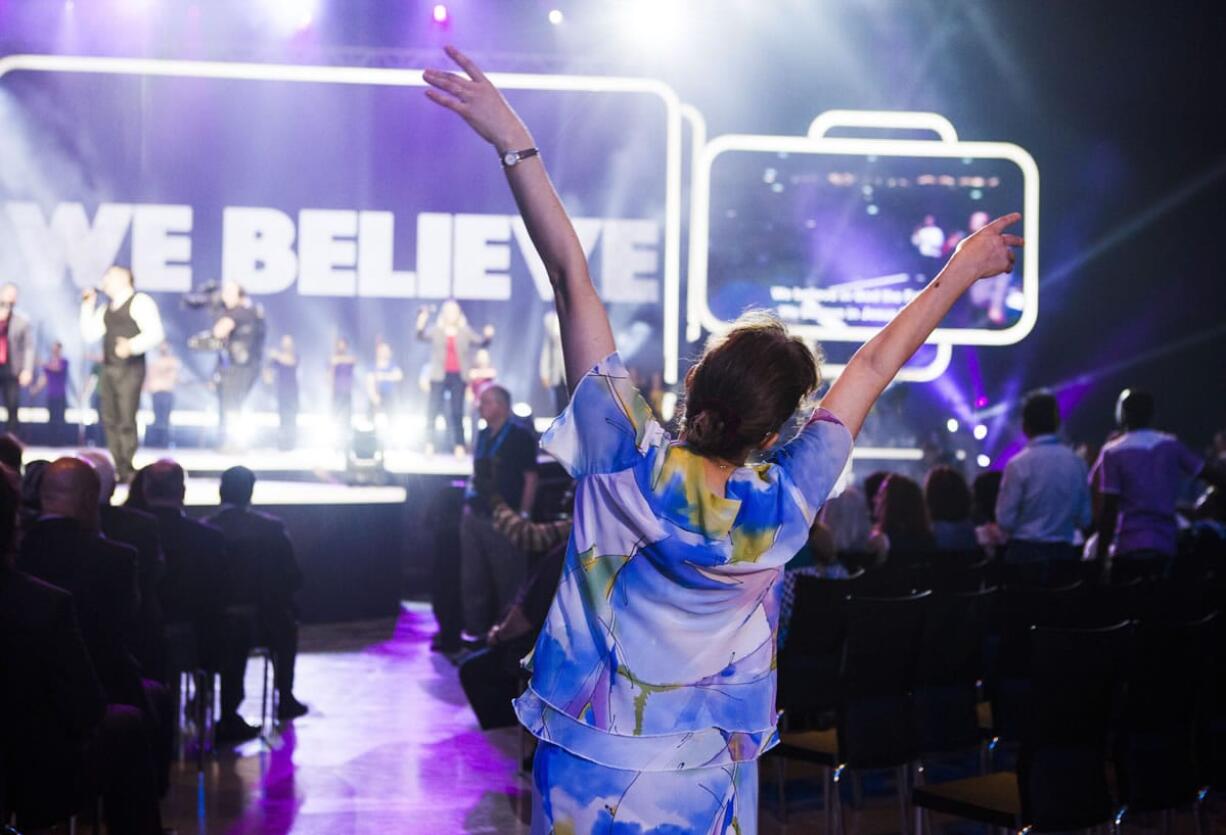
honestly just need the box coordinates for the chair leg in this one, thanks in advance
[1194,788,1209,835]
[896,764,910,835]
[774,757,788,823]
[832,764,847,835]
[913,763,926,835]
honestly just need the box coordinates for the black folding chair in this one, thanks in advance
[913,588,996,776]
[774,591,929,834]
[1116,611,1216,832]
[913,621,1131,833]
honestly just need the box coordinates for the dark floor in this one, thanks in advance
[160,604,1222,834]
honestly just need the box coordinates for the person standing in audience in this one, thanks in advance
[539,310,567,415]
[206,466,308,721]
[925,465,979,552]
[81,267,166,480]
[459,385,538,642]
[0,282,35,436]
[425,46,1022,831]
[995,391,1090,563]
[1091,389,1224,564]
[78,449,165,676]
[0,464,163,834]
[17,456,173,795]
[142,459,258,743]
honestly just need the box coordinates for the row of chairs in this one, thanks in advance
[773,577,1223,833]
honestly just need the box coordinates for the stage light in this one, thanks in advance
[946,418,959,433]
[548,9,564,25]
[977,454,991,468]
[975,395,989,408]
[263,0,316,32]
[432,4,448,24]
[973,424,988,440]
[955,449,967,462]
[512,401,534,419]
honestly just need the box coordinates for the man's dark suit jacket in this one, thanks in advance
[17,517,144,709]
[0,566,105,822]
[205,505,302,612]
[148,506,226,644]
[100,504,164,662]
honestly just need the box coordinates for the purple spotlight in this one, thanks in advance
[432,4,448,24]
[975,395,989,409]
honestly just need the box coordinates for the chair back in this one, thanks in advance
[776,571,862,718]
[836,591,929,768]
[1019,621,1131,830]
[913,587,995,755]
[923,552,991,594]
[1116,611,1216,812]
[988,581,1083,742]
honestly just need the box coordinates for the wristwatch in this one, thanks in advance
[500,147,539,168]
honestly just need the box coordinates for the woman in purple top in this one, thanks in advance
[425,46,1024,834]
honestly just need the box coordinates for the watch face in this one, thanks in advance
[503,152,517,166]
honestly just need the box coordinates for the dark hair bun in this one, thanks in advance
[683,310,820,461]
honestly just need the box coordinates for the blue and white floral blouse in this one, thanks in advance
[515,352,853,773]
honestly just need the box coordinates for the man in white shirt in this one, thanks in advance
[80,266,165,481]
[911,214,946,259]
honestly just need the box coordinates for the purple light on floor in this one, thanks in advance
[432,4,448,24]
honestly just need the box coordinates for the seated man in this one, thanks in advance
[0,465,162,834]
[17,457,145,711]
[205,466,308,720]
[17,456,173,794]
[144,458,258,742]
[79,448,165,676]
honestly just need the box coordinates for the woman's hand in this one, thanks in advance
[950,212,1024,282]
[423,46,533,152]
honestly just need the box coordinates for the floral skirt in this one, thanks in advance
[530,741,758,835]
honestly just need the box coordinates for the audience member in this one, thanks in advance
[79,448,166,675]
[994,391,1090,563]
[206,466,308,721]
[925,465,979,552]
[17,457,145,709]
[863,470,889,521]
[459,385,538,641]
[16,456,173,794]
[459,475,568,730]
[818,485,873,564]
[0,431,22,473]
[869,473,935,567]
[18,457,46,534]
[143,459,257,742]
[125,463,152,512]
[0,465,162,834]
[971,470,1007,554]
[1091,389,1223,563]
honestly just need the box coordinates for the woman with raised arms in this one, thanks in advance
[425,46,1023,835]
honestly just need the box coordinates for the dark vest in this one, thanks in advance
[103,295,144,367]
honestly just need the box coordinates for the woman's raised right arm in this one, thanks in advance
[424,47,614,391]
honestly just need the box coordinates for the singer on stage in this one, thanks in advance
[80,266,165,481]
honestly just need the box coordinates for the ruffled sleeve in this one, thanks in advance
[769,408,854,524]
[540,352,664,479]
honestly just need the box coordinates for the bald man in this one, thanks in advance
[19,456,174,793]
